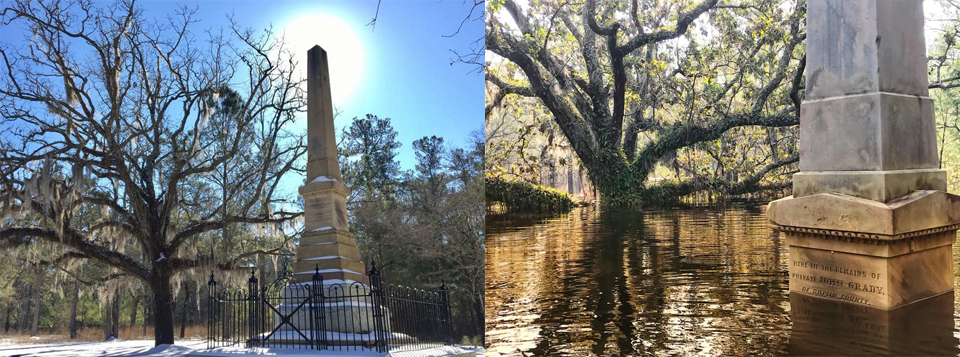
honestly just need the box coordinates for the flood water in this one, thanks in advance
[484,205,960,356]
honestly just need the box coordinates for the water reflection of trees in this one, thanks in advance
[486,205,792,356]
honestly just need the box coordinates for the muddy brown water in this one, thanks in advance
[485,205,960,356]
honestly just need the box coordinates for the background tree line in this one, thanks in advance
[0,114,485,344]
[339,115,485,343]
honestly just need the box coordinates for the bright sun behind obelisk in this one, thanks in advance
[280,13,364,108]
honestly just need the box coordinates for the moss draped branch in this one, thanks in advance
[632,109,798,179]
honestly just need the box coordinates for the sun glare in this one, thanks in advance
[280,13,365,108]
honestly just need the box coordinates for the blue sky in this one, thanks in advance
[1,0,484,171]
[160,0,485,169]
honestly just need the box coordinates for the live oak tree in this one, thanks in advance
[486,0,806,205]
[0,0,305,345]
[926,0,960,189]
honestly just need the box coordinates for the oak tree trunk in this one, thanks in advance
[69,280,79,339]
[29,285,40,336]
[179,284,188,339]
[30,294,40,337]
[152,274,175,345]
[129,294,140,329]
[472,294,484,342]
[104,296,112,340]
[19,285,31,331]
[143,293,151,337]
[4,304,12,333]
[111,288,120,338]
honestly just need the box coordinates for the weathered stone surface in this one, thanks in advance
[769,193,889,234]
[299,177,351,196]
[767,190,960,236]
[805,0,928,100]
[787,242,952,310]
[771,191,960,310]
[292,240,368,284]
[273,45,377,344]
[799,0,938,201]
[876,0,929,96]
[888,190,960,233]
[292,269,368,284]
[299,229,356,247]
[799,93,937,172]
[293,258,366,275]
[306,46,342,182]
[785,230,955,258]
[789,292,958,355]
[296,243,361,262]
[793,169,945,202]
[301,182,350,232]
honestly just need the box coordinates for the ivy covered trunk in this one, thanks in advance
[584,150,650,207]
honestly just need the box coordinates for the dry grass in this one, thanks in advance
[0,325,206,344]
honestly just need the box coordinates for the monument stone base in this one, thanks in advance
[768,190,960,310]
[277,283,389,334]
[789,292,958,356]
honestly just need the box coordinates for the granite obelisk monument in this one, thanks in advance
[768,0,960,309]
[277,45,374,335]
[294,45,368,286]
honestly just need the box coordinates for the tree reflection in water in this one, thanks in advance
[485,205,960,356]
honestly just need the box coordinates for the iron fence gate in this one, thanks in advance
[205,262,454,352]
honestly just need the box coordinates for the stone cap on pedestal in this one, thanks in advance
[299,176,351,197]
[793,169,946,203]
[767,190,960,238]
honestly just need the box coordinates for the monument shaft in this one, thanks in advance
[307,47,343,182]
[273,46,377,337]
[294,45,367,285]
[768,0,960,310]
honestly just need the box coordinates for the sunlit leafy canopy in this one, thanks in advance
[486,0,805,205]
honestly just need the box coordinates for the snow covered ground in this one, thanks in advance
[0,339,484,357]
[0,339,205,356]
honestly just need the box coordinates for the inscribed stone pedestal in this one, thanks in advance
[767,0,960,310]
[789,292,958,355]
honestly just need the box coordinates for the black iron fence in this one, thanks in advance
[205,262,453,352]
